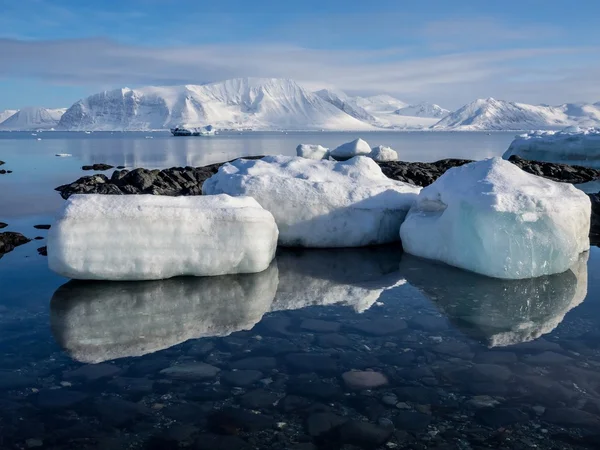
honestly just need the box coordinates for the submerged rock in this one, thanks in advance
[0,231,31,256]
[82,163,114,171]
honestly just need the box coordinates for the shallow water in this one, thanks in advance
[1,131,600,450]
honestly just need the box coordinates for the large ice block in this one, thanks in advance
[400,158,590,279]
[203,156,420,247]
[48,194,278,280]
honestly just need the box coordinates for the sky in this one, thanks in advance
[1,0,600,110]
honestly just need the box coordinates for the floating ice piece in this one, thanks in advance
[296,144,330,160]
[370,145,398,162]
[273,247,404,313]
[503,127,600,168]
[330,138,372,160]
[48,194,278,280]
[400,158,591,279]
[400,252,588,347]
[55,153,72,157]
[50,264,278,363]
[203,155,421,247]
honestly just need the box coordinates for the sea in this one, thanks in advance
[1,130,599,450]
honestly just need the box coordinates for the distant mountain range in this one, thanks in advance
[1,78,599,131]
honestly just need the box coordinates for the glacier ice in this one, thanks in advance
[400,252,588,347]
[203,155,421,247]
[50,263,278,363]
[503,127,600,168]
[400,158,591,279]
[330,138,372,160]
[370,145,398,162]
[48,194,278,280]
[273,247,404,313]
[296,144,330,160]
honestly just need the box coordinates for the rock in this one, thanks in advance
[349,318,407,336]
[470,364,512,382]
[339,420,393,448]
[467,396,500,409]
[163,403,211,422]
[208,408,275,433]
[0,160,3,165]
[544,408,600,428]
[160,363,221,380]
[287,379,342,400]
[279,395,313,412]
[94,397,149,426]
[109,377,154,394]
[160,423,199,442]
[239,389,280,409]
[0,370,36,390]
[64,363,121,381]
[342,371,389,390]
[300,319,341,333]
[285,353,337,373]
[432,341,474,359]
[339,352,380,369]
[37,246,47,256]
[229,356,276,371]
[220,370,263,387]
[36,389,88,409]
[476,408,529,427]
[194,433,252,450]
[34,236,43,240]
[25,439,43,448]
[382,394,398,406]
[410,315,449,331]
[0,231,30,256]
[394,387,439,404]
[524,351,573,365]
[82,163,114,171]
[0,222,7,229]
[379,352,416,367]
[316,333,353,348]
[474,352,518,364]
[306,412,347,437]
[33,224,51,230]
[511,338,563,353]
[393,411,431,431]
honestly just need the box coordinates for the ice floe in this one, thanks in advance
[330,138,372,160]
[369,145,398,162]
[400,158,590,279]
[296,144,330,160]
[48,194,278,280]
[203,155,421,247]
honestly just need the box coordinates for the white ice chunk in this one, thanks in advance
[400,252,588,347]
[296,144,330,160]
[370,145,398,162]
[272,247,405,313]
[400,158,591,279]
[50,264,278,363]
[48,194,278,280]
[330,138,372,160]
[203,155,421,247]
[503,127,600,168]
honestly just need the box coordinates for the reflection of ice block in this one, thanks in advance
[50,264,278,363]
[400,253,589,347]
[400,158,591,279]
[272,247,404,313]
[204,156,420,247]
[48,194,278,280]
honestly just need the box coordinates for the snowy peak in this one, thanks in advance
[58,78,374,131]
[395,102,450,119]
[0,107,66,130]
[352,94,408,113]
[314,89,378,123]
[0,109,17,125]
[431,98,600,131]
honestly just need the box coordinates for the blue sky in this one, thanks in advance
[1,0,600,110]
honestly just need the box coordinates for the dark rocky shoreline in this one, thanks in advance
[54,155,600,245]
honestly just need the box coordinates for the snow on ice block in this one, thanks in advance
[503,127,600,168]
[50,264,278,363]
[400,158,591,279]
[203,156,421,247]
[370,145,398,162]
[48,194,278,280]
[330,138,372,160]
[296,144,329,160]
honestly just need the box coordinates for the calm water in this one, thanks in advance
[1,131,600,450]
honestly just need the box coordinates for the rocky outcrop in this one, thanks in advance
[82,164,114,171]
[0,232,31,258]
[507,155,600,184]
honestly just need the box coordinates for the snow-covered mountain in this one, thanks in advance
[395,102,450,119]
[0,107,66,130]
[352,94,408,113]
[0,110,17,124]
[58,78,374,131]
[432,98,600,131]
[314,89,378,124]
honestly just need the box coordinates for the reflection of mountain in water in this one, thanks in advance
[50,264,279,363]
[400,253,589,347]
[51,247,403,363]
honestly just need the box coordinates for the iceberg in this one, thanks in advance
[273,247,404,313]
[50,264,278,363]
[370,145,398,162]
[296,144,330,160]
[503,127,600,168]
[400,158,590,279]
[330,138,372,160]
[400,252,588,347]
[48,194,278,280]
[203,156,421,247]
